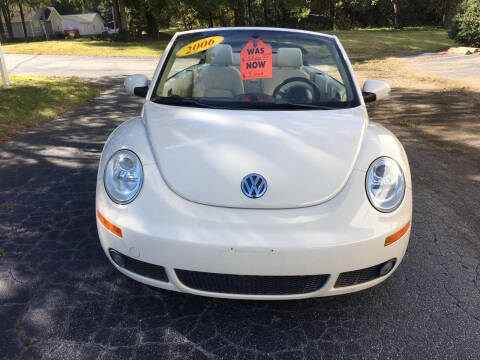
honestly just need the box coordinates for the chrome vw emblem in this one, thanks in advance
[241,173,267,199]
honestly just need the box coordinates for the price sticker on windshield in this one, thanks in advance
[240,39,273,80]
[177,36,224,57]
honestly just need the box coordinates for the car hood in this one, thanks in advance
[143,102,367,209]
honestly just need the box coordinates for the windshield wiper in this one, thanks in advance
[151,96,341,110]
[273,102,338,110]
[151,96,220,109]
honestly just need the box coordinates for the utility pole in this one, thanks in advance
[0,41,9,86]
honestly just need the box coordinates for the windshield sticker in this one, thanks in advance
[240,40,273,80]
[176,36,224,57]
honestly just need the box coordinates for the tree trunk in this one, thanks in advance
[118,0,128,31]
[247,0,253,25]
[117,0,128,30]
[329,0,335,30]
[112,0,127,32]
[235,0,246,26]
[209,12,214,28]
[279,0,288,24]
[0,9,6,42]
[1,5,14,40]
[263,0,268,26]
[128,16,134,40]
[274,0,280,26]
[391,0,401,29]
[442,0,450,26]
[112,0,121,31]
[19,4,28,41]
[145,9,158,38]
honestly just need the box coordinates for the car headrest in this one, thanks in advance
[277,48,303,68]
[232,52,240,66]
[206,44,233,66]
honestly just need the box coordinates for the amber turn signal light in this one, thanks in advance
[385,221,410,246]
[97,210,123,238]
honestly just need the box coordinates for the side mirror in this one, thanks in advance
[362,79,391,103]
[124,74,148,97]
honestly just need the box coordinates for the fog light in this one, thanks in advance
[379,259,396,276]
[109,249,125,268]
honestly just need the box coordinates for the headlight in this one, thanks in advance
[104,149,143,204]
[366,157,405,213]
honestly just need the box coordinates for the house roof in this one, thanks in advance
[61,13,101,24]
[3,7,58,23]
[45,7,60,21]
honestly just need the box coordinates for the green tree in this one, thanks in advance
[450,0,480,47]
[0,2,7,41]
[0,0,14,40]
[14,0,42,41]
[17,2,28,40]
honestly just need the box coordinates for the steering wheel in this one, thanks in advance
[272,77,321,103]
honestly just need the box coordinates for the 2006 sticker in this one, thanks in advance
[176,36,224,57]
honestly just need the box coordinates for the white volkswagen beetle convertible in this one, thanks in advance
[96,27,412,300]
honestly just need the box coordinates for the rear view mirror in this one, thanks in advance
[362,79,391,103]
[124,74,149,97]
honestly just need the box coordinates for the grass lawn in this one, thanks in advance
[0,76,102,142]
[2,27,454,59]
[331,27,454,59]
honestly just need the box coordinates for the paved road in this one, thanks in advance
[4,54,158,79]
[6,51,480,87]
[1,82,479,359]
[403,52,480,89]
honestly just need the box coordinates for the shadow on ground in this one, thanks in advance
[0,84,479,360]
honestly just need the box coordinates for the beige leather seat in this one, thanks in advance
[193,44,244,98]
[261,48,309,96]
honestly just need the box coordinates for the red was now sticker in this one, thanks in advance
[240,39,272,80]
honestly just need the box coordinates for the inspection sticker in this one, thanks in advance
[176,36,224,57]
[240,39,272,80]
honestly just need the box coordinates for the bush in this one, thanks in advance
[54,32,65,40]
[109,30,131,42]
[87,30,132,42]
[449,0,480,47]
[89,32,111,41]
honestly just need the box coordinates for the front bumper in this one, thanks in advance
[96,166,412,300]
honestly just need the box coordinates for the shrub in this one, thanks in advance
[89,32,110,41]
[109,30,131,42]
[449,0,480,47]
[54,31,65,39]
[87,31,132,42]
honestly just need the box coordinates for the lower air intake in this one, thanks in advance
[334,258,397,288]
[175,269,329,295]
[109,249,168,282]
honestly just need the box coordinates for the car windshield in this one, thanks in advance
[152,29,360,110]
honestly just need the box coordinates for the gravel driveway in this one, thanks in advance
[1,84,479,360]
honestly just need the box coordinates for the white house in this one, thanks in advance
[1,7,63,39]
[62,13,105,36]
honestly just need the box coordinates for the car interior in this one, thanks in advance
[159,43,348,104]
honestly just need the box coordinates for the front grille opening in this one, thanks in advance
[175,269,329,295]
[334,258,397,288]
[109,249,168,282]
